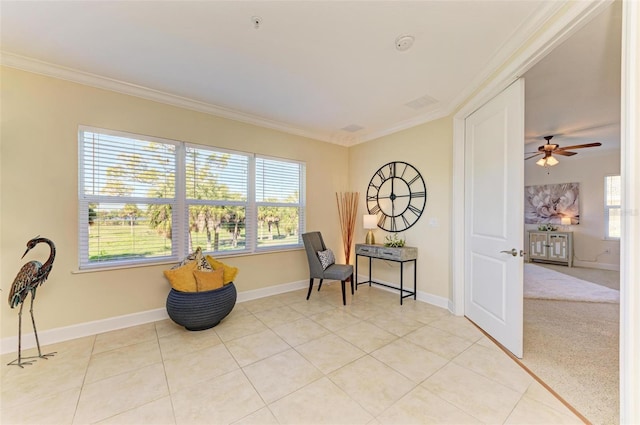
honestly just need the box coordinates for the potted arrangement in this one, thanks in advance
[384,234,405,247]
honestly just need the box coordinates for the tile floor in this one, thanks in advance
[1,283,584,424]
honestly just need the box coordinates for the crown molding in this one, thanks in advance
[0,0,595,150]
[352,0,567,146]
[0,51,334,144]
[455,0,613,121]
[447,0,567,119]
[356,108,449,145]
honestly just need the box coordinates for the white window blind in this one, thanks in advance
[185,145,250,253]
[255,156,305,250]
[78,126,305,270]
[79,129,178,269]
[604,175,621,239]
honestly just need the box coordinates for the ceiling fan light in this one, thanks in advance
[546,156,559,166]
[536,158,546,166]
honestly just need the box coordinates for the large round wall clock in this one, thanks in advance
[366,161,427,232]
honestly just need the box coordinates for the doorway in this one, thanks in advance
[452,0,638,423]
[518,4,622,420]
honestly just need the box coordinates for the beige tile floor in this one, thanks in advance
[1,283,584,424]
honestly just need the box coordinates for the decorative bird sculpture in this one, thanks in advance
[7,236,57,367]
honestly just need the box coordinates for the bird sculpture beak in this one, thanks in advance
[21,248,31,259]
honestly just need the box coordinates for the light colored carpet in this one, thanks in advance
[524,263,620,303]
[522,264,620,425]
[536,263,620,291]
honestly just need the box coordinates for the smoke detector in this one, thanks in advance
[395,35,414,51]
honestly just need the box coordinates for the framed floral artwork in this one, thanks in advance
[524,182,580,224]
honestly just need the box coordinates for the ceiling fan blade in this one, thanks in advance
[554,150,577,156]
[525,153,543,160]
[557,142,602,150]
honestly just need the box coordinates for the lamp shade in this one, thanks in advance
[363,214,377,244]
[363,214,378,229]
[546,156,559,166]
[561,217,572,225]
[536,156,559,167]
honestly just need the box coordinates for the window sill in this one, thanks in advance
[72,246,304,274]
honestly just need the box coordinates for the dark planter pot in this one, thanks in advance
[166,283,237,331]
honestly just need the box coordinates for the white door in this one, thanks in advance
[464,79,524,358]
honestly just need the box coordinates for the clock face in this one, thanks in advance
[366,161,426,232]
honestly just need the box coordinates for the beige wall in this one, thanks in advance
[0,67,349,337]
[524,150,621,268]
[348,117,453,300]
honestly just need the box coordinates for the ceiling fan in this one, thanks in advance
[525,135,602,167]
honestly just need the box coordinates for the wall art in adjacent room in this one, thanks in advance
[524,182,580,224]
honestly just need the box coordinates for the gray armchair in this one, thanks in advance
[302,231,354,305]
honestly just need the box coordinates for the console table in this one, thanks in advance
[528,230,573,267]
[355,243,417,305]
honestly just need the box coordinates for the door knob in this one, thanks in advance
[500,248,518,256]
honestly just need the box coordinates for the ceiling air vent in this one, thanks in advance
[404,94,438,110]
[341,124,364,133]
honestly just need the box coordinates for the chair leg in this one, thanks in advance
[306,278,314,300]
[317,279,324,292]
[350,274,354,295]
[341,280,346,305]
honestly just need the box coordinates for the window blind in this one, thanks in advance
[78,126,305,269]
[185,145,250,253]
[605,175,621,239]
[255,156,305,249]
[78,129,178,268]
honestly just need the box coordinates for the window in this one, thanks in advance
[185,145,249,253]
[604,175,621,239]
[256,157,305,248]
[79,126,305,269]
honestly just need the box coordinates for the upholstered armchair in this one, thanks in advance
[302,231,354,305]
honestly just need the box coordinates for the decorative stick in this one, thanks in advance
[336,192,359,265]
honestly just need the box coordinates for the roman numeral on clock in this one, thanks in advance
[377,213,389,228]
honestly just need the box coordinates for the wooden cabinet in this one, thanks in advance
[528,231,573,267]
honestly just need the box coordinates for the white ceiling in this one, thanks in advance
[523,0,621,154]
[0,1,621,149]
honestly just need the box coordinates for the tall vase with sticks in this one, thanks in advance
[336,192,359,265]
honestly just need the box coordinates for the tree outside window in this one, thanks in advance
[79,127,305,269]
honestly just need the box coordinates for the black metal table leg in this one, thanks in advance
[355,254,358,291]
[413,259,417,300]
[400,262,404,305]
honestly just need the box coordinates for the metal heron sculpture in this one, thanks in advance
[8,236,57,367]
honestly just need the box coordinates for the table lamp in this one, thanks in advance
[561,216,572,230]
[363,214,377,244]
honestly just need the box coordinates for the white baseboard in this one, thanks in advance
[1,280,307,355]
[355,274,450,310]
[572,260,620,271]
[448,299,460,316]
[1,308,169,355]
[236,280,307,303]
[1,277,448,355]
